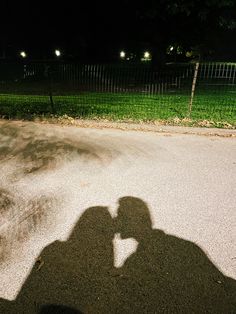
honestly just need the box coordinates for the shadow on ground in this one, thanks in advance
[0,197,235,313]
[0,123,111,175]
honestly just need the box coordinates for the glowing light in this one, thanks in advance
[144,51,150,59]
[120,51,125,58]
[20,51,27,58]
[170,46,174,51]
[141,51,151,61]
[55,49,61,57]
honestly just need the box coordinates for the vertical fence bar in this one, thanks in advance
[232,64,236,84]
[229,64,233,82]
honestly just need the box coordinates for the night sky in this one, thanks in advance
[1,0,236,62]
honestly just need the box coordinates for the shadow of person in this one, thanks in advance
[0,206,116,314]
[0,198,235,314]
[115,196,236,313]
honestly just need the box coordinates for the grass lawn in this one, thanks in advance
[0,91,235,127]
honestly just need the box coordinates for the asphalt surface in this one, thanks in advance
[0,121,236,313]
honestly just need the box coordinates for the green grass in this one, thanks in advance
[0,91,235,126]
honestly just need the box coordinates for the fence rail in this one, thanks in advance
[0,61,235,124]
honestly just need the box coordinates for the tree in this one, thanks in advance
[132,0,236,62]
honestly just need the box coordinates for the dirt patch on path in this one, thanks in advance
[0,121,123,265]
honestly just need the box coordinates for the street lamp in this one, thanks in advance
[141,51,151,61]
[55,49,61,57]
[20,51,27,58]
[144,51,150,59]
[120,51,126,58]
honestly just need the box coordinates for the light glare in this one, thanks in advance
[120,51,125,58]
[55,49,61,57]
[20,51,27,58]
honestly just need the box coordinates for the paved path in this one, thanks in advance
[0,121,235,312]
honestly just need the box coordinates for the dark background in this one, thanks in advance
[1,0,236,62]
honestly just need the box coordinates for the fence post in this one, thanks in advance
[44,64,55,113]
[188,62,200,116]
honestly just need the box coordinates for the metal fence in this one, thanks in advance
[0,61,235,123]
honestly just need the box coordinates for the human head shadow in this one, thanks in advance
[0,206,116,314]
[0,198,235,313]
[115,196,236,313]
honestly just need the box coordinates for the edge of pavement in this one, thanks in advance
[0,118,236,137]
